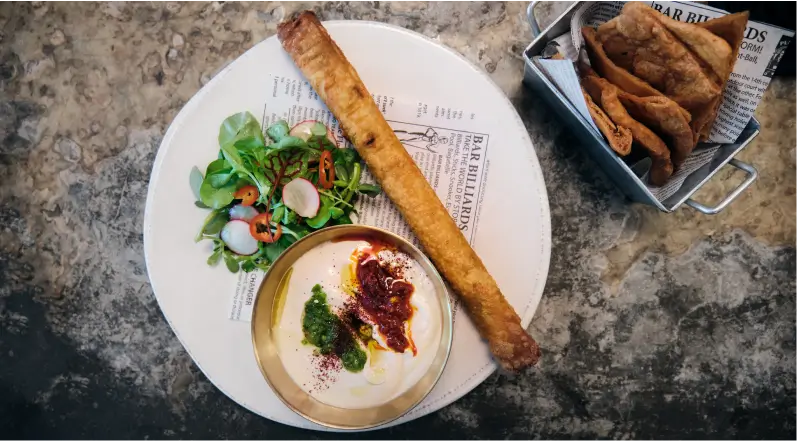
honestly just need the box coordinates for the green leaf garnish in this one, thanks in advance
[219,112,265,148]
[266,120,290,142]
[199,116,374,276]
[195,209,229,242]
[224,252,239,273]
[189,166,204,201]
[207,250,222,266]
[306,203,332,229]
[357,183,381,197]
[329,206,345,219]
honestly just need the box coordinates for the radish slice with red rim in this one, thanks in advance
[220,220,259,255]
[289,120,336,145]
[229,204,259,222]
[282,178,320,218]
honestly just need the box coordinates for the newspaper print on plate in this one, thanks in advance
[229,74,490,321]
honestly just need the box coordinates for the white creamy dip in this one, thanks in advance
[273,239,442,409]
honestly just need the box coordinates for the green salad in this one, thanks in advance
[189,112,381,273]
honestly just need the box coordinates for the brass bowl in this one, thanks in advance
[251,225,453,430]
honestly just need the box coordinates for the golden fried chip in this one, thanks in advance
[619,93,695,168]
[691,12,750,141]
[596,2,721,109]
[689,99,719,143]
[583,88,633,156]
[582,26,663,99]
[582,75,673,186]
[698,12,749,65]
[655,12,734,80]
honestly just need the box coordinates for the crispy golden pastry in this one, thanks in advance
[582,27,663,99]
[596,2,721,109]
[582,75,673,186]
[581,35,693,125]
[655,14,733,80]
[579,63,685,166]
[618,93,694,168]
[691,12,750,141]
[583,88,632,156]
[698,12,749,62]
[277,11,540,371]
[689,99,718,144]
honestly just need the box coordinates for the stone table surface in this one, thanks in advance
[1,1,794,439]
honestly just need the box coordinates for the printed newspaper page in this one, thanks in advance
[535,58,599,132]
[229,74,490,321]
[571,1,795,144]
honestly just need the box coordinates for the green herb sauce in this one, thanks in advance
[302,284,367,372]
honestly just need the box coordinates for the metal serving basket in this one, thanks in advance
[522,1,759,214]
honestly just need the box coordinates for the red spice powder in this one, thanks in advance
[308,351,341,393]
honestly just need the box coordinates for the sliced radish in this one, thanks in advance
[282,178,320,218]
[220,220,259,255]
[290,120,336,145]
[229,204,259,222]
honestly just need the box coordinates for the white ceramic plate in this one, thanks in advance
[144,20,551,431]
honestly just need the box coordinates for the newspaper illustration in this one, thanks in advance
[394,127,451,152]
[358,120,488,247]
[532,1,792,201]
[230,74,488,321]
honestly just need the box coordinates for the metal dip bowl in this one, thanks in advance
[250,225,453,430]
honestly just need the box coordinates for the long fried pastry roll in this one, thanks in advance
[278,11,540,370]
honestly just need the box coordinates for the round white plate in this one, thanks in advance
[144,20,551,431]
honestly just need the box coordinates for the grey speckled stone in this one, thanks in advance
[0,2,794,439]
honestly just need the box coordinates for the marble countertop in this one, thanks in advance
[1,2,794,439]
